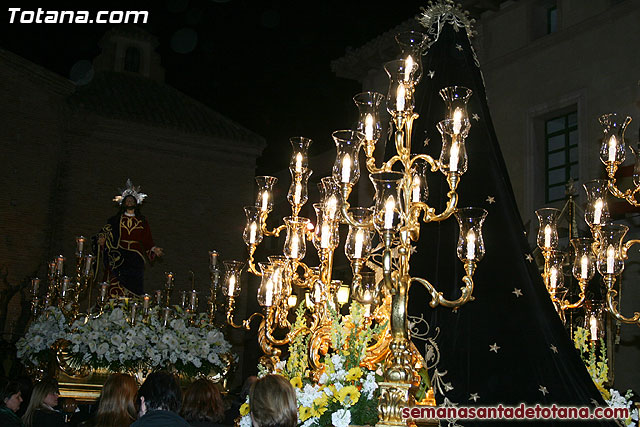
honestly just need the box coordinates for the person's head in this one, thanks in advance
[181,378,224,423]
[137,371,181,416]
[93,373,138,426]
[22,380,59,426]
[0,379,23,412]
[249,375,297,427]
[123,195,137,209]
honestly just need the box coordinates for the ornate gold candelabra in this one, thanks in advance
[223,30,488,426]
[30,236,96,321]
[535,113,640,327]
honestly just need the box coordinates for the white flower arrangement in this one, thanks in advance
[16,302,234,379]
[16,306,69,366]
[67,303,234,377]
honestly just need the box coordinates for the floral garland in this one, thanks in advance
[16,306,70,366]
[573,326,639,426]
[17,302,235,379]
[239,304,385,427]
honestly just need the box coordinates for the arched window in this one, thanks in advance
[124,46,141,73]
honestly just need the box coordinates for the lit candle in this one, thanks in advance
[56,256,65,274]
[31,278,40,295]
[290,234,299,259]
[228,275,236,296]
[593,199,603,224]
[452,108,462,135]
[76,236,85,255]
[549,267,558,290]
[209,251,218,268]
[341,154,351,183]
[61,276,71,298]
[48,261,56,276]
[412,175,421,202]
[384,197,395,229]
[326,196,338,220]
[155,290,163,305]
[166,273,174,287]
[404,55,414,81]
[589,316,598,341]
[99,282,109,302]
[261,191,269,211]
[466,230,476,260]
[396,84,405,112]
[365,114,374,141]
[295,152,303,173]
[354,229,364,259]
[142,294,150,314]
[83,254,94,276]
[606,245,615,274]
[544,225,552,248]
[607,135,617,163]
[265,279,273,306]
[249,222,257,244]
[364,303,371,317]
[320,223,331,249]
[287,294,297,308]
[190,290,197,310]
[580,255,589,280]
[293,182,302,205]
[449,142,459,172]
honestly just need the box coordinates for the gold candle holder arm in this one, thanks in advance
[226,297,265,330]
[410,263,476,309]
[603,276,640,325]
[607,178,640,207]
[260,211,287,237]
[559,280,587,310]
[339,184,374,228]
[423,185,458,223]
[247,246,261,276]
[622,239,640,258]
[409,153,440,171]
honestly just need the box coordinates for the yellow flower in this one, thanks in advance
[290,376,303,389]
[346,366,363,381]
[337,385,361,405]
[313,393,329,409]
[299,406,313,422]
[239,402,250,416]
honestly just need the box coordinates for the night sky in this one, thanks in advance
[2,0,427,173]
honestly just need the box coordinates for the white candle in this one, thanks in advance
[580,255,589,280]
[228,275,236,296]
[354,229,364,259]
[606,245,615,274]
[466,230,476,260]
[290,234,299,259]
[365,114,374,141]
[320,223,331,249]
[544,225,552,248]
[341,154,351,183]
[293,182,302,205]
[84,255,94,276]
[589,316,598,341]
[56,256,64,274]
[265,279,273,306]
[396,84,405,112]
[404,55,414,81]
[261,191,269,211]
[295,152,303,173]
[326,196,338,220]
[608,135,617,163]
[249,222,257,244]
[593,199,603,224]
[76,236,85,255]
[549,267,558,290]
[453,108,462,135]
[384,197,395,229]
[450,142,459,172]
[412,175,421,202]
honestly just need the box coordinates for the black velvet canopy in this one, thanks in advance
[402,18,616,427]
